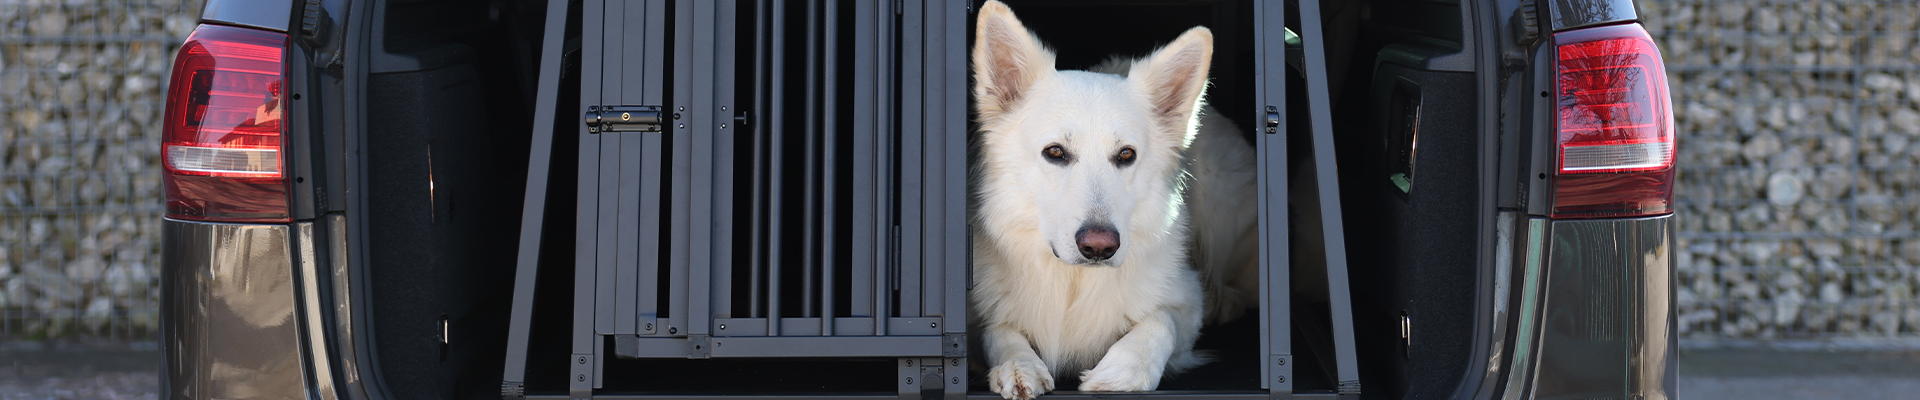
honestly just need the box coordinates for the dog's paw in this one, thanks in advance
[1077,358,1160,392]
[988,359,1054,400]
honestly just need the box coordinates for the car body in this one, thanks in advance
[159,0,1674,399]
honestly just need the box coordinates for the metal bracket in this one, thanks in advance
[584,105,664,133]
[568,353,593,399]
[1264,105,1281,134]
[687,334,712,359]
[500,381,525,400]
[1339,380,1364,396]
[941,333,966,358]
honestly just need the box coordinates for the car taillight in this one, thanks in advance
[1551,23,1675,219]
[162,24,291,223]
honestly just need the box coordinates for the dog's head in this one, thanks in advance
[971,1,1213,267]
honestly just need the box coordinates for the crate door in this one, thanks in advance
[576,0,677,357]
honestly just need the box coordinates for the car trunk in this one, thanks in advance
[348,0,1491,398]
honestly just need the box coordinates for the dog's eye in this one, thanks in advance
[1043,145,1070,164]
[1114,147,1136,166]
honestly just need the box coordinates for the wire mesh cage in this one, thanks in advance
[0,0,204,340]
[1645,0,1920,341]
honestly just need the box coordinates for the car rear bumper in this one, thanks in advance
[1507,214,1676,400]
[161,218,326,400]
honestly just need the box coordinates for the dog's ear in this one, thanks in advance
[973,1,1054,121]
[1130,27,1214,138]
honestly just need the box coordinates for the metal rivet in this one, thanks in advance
[578,374,587,382]
[953,377,960,384]
[721,123,728,129]
[669,327,677,334]
[578,357,587,364]
[930,322,938,328]
[719,324,727,330]
[721,106,728,111]
[673,113,681,120]
[645,323,653,330]
[1277,376,1286,383]
[905,377,914,385]
[905,359,913,366]
[1277,359,1286,366]
[677,124,685,129]
[678,106,686,111]
[951,359,959,366]
[621,112,631,121]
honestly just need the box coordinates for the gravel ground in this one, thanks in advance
[0,346,157,400]
[3,346,1919,399]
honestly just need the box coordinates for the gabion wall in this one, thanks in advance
[1,1,1917,342]
[1646,0,1920,340]
[0,0,202,340]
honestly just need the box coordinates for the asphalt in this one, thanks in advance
[2,345,1917,399]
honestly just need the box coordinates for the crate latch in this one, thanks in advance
[584,105,663,133]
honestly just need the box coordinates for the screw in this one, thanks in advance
[669,327,677,334]
[673,113,681,120]
[678,106,686,111]
[1277,376,1286,383]
[1277,359,1286,366]
[721,106,728,111]
[645,323,653,330]
[906,359,914,367]
[578,356,587,364]
[578,374,587,382]
[906,377,914,385]
[930,322,938,328]
[719,324,727,330]
[953,377,960,384]
[951,359,959,366]
[721,123,729,129]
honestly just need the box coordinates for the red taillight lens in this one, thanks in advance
[162,24,291,223]
[1551,24,1675,219]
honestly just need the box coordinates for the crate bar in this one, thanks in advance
[708,0,740,327]
[747,0,770,320]
[939,0,968,335]
[849,0,878,327]
[636,0,667,334]
[594,0,627,339]
[1252,0,1289,395]
[1299,0,1361,393]
[895,0,924,319]
[613,0,642,337]
[766,0,789,333]
[617,336,945,358]
[821,0,839,337]
[669,0,697,334]
[573,1,609,396]
[917,0,949,322]
[875,0,896,332]
[801,0,821,322]
[501,0,572,389]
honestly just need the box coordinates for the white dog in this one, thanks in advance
[968,1,1259,399]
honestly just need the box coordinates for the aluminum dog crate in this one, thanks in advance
[500,0,1362,398]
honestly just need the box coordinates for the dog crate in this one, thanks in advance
[499,0,1365,398]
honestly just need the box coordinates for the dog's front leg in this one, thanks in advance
[1079,311,1177,391]
[984,323,1053,400]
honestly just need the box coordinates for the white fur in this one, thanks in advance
[968,2,1258,399]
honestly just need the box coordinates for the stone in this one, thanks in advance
[1766,171,1804,206]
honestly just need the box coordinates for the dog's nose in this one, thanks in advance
[1075,225,1120,261]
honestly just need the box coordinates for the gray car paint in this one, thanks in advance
[201,0,292,32]
[161,219,308,400]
